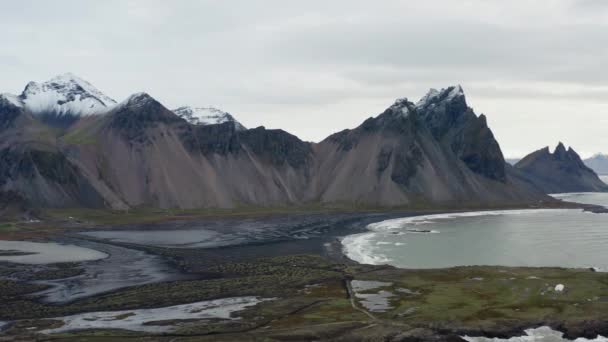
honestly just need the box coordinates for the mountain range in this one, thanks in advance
[508,154,608,176]
[514,143,608,193]
[584,153,608,175]
[0,73,602,212]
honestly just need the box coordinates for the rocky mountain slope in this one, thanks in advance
[0,74,552,210]
[584,153,608,175]
[313,86,543,206]
[515,143,608,193]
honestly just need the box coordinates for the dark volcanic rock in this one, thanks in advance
[515,143,608,193]
[239,126,313,168]
[376,145,393,174]
[417,86,506,182]
[181,121,241,156]
[0,96,22,131]
[109,93,182,143]
[390,144,424,187]
[182,123,313,168]
[0,190,31,219]
[0,146,105,208]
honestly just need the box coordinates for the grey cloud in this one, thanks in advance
[0,0,606,156]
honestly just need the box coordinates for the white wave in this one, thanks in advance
[462,326,608,341]
[342,209,577,266]
[367,209,571,232]
[341,233,391,265]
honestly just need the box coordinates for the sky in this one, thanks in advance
[1,0,607,158]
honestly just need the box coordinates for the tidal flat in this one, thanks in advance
[0,206,607,341]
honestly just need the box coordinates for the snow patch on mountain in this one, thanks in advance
[0,93,23,108]
[19,73,116,116]
[416,88,440,108]
[117,92,157,109]
[173,106,246,130]
[416,85,464,109]
[387,98,414,118]
[445,85,464,101]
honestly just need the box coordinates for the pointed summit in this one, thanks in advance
[555,141,566,152]
[19,73,116,117]
[553,142,568,160]
[173,106,246,130]
[516,142,607,193]
[416,85,465,110]
[387,97,415,118]
[118,92,158,109]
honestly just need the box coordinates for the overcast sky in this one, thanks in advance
[1,0,607,157]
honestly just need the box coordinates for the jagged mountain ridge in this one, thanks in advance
[3,74,240,129]
[0,75,551,209]
[316,86,541,206]
[515,143,608,193]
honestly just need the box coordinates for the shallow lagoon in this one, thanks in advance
[41,296,271,334]
[0,239,181,303]
[343,193,608,270]
[0,240,107,264]
[30,240,182,303]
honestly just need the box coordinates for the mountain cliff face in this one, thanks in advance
[313,87,542,206]
[585,153,608,175]
[515,143,608,193]
[0,75,551,210]
[0,94,107,208]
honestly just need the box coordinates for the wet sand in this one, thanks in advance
[29,238,185,303]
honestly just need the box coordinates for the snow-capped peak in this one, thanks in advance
[117,92,157,109]
[19,73,116,116]
[173,106,246,130]
[445,85,464,101]
[388,98,414,118]
[416,88,440,108]
[416,85,464,109]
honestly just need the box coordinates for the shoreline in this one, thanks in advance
[1,202,608,340]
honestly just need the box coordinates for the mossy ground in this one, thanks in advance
[1,253,607,340]
[37,198,578,227]
[0,207,606,340]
